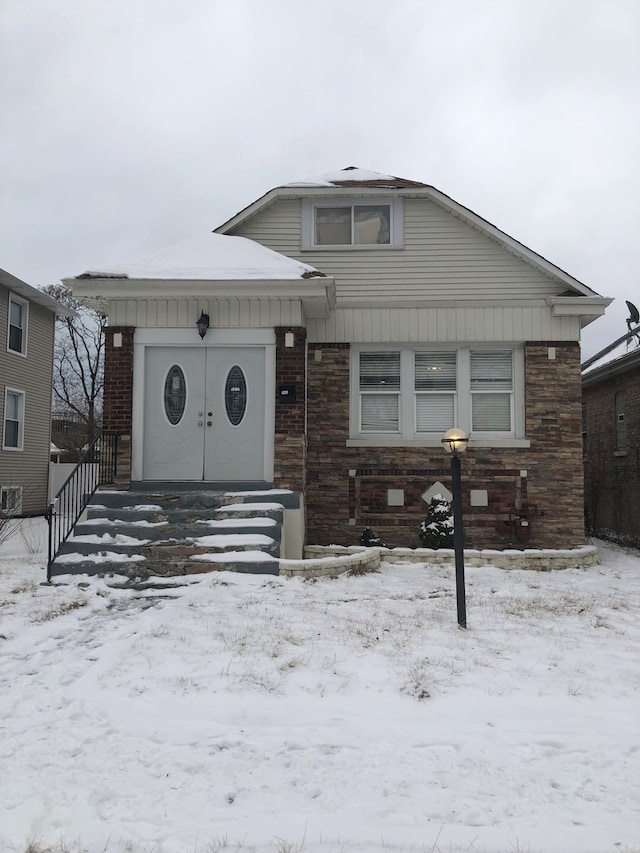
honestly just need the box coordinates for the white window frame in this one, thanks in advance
[301,197,404,250]
[349,345,525,445]
[3,388,25,451]
[0,486,23,515]
[7,293,28,357]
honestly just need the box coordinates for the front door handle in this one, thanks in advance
[207,421,212,427]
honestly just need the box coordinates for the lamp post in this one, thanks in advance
[441,427,469,629]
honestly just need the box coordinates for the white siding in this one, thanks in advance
[107,298,304,328]
[306,306,580,344]
[230,197,563,303]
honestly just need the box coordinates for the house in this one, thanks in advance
[66,167,611,554]
[0,268,73,517]
[582,346,640,547]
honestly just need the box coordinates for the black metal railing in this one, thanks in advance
[46,433,119,580]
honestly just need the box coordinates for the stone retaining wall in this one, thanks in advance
[301,544,599,573]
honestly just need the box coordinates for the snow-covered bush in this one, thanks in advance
[418,494,454,548]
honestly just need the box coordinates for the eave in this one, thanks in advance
[67,276,337,320]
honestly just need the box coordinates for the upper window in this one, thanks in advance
[8,294,28,356]
[3,388,25,450]
[351,346,523,440]
[301,198,403,249]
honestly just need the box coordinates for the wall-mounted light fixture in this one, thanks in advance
[196,311,210,339]
[441,427,469,628]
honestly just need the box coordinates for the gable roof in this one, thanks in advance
[216,166,608,302]
[0,267,75,316]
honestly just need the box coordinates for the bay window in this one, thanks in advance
[351,346,523,441]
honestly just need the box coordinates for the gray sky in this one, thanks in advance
[2,0,639,360]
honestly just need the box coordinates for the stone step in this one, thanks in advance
[72,516,281,542]
[50,486,298,578]
[58,535,280,558]
[93,489,298,510]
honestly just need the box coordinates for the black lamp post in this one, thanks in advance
[441,427,469,629]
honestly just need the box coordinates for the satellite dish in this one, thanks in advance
[626,300,640,325]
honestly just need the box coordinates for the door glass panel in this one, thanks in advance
[164,365,187,425]
[225,365,247,426]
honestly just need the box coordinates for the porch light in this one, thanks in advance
[441,427,468,628]
[196,312,210,339]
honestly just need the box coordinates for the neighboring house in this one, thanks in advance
[67,167,611,550]
[0,268,73,516]
[582,346,640,547]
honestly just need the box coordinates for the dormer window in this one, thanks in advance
[301,198,403,250]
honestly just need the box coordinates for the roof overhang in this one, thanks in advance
[546,295,613,328]
[583,346,640,387]
[0,268,75,317]
[66,275,337,320]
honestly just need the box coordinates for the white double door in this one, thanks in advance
[143,345,267,482]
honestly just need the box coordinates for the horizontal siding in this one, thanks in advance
[230,198,563,302]
[108,298,304,328]
[306,306,580,344]
[0,287,54,514]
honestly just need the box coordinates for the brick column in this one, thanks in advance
[273,327,306,491]
[103,326,134,487]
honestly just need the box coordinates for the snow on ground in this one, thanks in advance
[1,518,639,853]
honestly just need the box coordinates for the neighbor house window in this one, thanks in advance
[0,486,22,515]
[3,389,25,450]
[301,198,404,249]
[8,294,28,355]
[351,346,522,440]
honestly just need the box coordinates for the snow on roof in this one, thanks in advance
[283,165,428,189]
[77,233,323,281]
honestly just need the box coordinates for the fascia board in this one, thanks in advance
[68,276,335,302]
[547,295,613,317]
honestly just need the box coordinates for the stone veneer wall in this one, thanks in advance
[305,342,585,550]
[103,326,134,486]
[583,362,640,546]
[273,326,306,492]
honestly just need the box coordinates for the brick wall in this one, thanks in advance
[305,342,585,549]
[583,361,640,546]
[273,327,306,491]
[103,327,134,485]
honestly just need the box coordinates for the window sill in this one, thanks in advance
[346,438,531,449]
[302,244,403,251]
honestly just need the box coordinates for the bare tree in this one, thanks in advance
[42,284,106,458]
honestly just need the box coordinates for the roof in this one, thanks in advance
[283,166,428,189]
[0,268,75,316]
[216,167,609,303]
[75,233,325,282]
[582,344,640,387]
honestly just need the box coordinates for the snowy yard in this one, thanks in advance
[0,519,639,853]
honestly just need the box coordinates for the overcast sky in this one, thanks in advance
[2,0,639,360]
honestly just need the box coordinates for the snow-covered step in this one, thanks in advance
[49,486,297,578]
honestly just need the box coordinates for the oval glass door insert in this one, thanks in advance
[164,365,187,425]
[225,365,247,426]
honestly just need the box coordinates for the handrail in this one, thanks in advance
[46,433,119,581]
